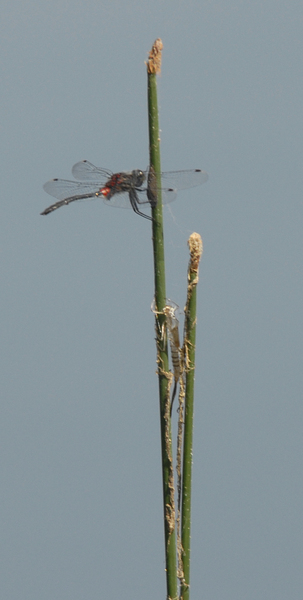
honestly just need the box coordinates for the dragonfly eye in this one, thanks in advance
[132,170,145,187]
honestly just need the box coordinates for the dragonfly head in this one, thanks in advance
[132,170,146,188]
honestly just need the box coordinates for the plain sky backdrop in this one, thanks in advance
[1,1,303,599]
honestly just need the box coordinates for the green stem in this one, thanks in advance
[181,234,203,600]
[147,40,178,600]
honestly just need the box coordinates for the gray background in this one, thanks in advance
[1,1,302,598]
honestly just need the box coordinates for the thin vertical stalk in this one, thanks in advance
[180,233,203,600]
[147,39,178,600]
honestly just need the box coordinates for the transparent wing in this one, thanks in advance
[43,179,151,213]
[73,163,208,189]
[104,190,150,211]
[157,188,177,205]
[43,179,104,201]
[159,169,208,190]
[144,168,208,205]
[72,161,113,181]
[43,165,208,212]
[43,178,137,210]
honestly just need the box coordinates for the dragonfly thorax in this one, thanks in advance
[103,169,146,200]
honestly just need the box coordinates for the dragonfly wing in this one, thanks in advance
[102,191,133,209]
[144,169,208,206]
[72,161,113,181]
[135,186,177,206]
[43,179,102,201]
[160,169,209,191]
[103,191,151,219]
[160,188,178,205]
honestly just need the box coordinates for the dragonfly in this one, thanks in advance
[41,160,208,220]
[152,298,182,415]
[163,301,182,415]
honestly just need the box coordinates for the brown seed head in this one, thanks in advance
[146,38,163,74]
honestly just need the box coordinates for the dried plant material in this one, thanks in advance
[163,302,181,415]
[146,38,163,74]
[164,369,176,539]
[188,232,203,273]
[176,367,186,584]
[152,299,182,415]
[183,232,203,371]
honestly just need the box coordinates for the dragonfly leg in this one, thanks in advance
[128,191,153,221]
